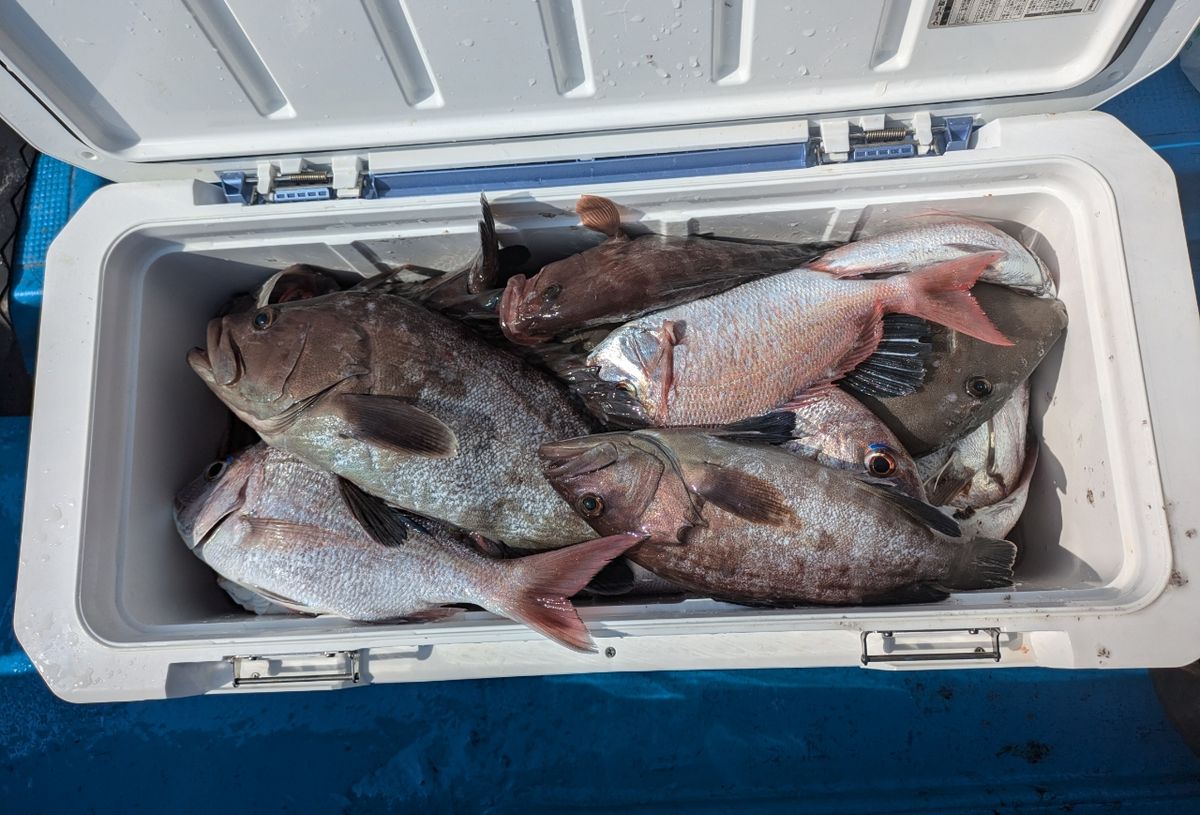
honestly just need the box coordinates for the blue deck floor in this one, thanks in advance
[2,58,1200,814]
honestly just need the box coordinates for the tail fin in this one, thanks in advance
[892,252,1013,346]
[499,533,644,652]
[944,537,1017,591]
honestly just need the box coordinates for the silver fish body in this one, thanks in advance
[174,444,640,651]
[582,253,1008,427]
[808,216,1056,298]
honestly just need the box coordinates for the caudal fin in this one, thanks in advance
[499,533,644,652]
[944,537,1017,591]
[893,252,1013,346]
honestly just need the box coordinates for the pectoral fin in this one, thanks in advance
[690,462,795,526]
[329,394,459,458]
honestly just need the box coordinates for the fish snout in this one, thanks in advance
[498,274,545,346]
[539,438,620,480]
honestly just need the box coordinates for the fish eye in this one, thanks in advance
[965,376,994,398]
[253,307,277,331]
[577,493,605,518]
[864,447,898,478]
[204,459,229,482]
[541,283,562,301]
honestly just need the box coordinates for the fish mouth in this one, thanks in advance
[196,317,244,387]
[498,274,548,346]
[539,437,620,480]
[186,347,214,384]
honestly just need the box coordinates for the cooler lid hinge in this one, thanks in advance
[216,157,366,205]
[814,112,978,164]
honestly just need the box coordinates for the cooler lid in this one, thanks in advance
[0,0,1195,182]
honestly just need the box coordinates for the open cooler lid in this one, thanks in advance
[0,0,1196,183]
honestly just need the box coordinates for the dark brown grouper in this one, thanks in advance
[540,429,1017,606]
[187,284,600,550]
[174,443,642,652]
[499,194,838,345]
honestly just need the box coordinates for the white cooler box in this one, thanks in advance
[4,0,1200,702]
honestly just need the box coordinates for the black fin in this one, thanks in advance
[582,558,637,596]
[709,411,797,445]
[945,537,1017,591]
[841,315,932,398]
[329,394,459,458]
[854,479,961,537]
[861,582,951,605]
[693,463,794,526]
[467,194,501,295]
[337,477,412,547]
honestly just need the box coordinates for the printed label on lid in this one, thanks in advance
[929,0,1102,27]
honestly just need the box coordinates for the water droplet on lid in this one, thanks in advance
[798,65,809,76]
[460,37,474,46]
[802,28,815,37]
[786,46,796,55]
[630,14,644,22]
[528,78,537,86]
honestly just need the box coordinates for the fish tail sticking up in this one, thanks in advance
[498,533,645,652]
[943,536,1018,591]
[889,252,1014,346]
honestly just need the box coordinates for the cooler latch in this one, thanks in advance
[860,627,1002,667]
[229,650,362,688]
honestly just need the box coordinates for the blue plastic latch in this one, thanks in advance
[852,143,916,162]
[942,116,975,151]
[272,186,331,203]
[218,171,253,204]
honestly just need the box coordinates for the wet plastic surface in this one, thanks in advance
[1,59,1199,813]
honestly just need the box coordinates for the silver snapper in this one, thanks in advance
[918,382,1034,539]
[580,252,1010,427]
[174,444,642,652]
[807,216,1056,298]
[783,385,925,500]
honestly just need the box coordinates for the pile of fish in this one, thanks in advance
[176,194,1067,651]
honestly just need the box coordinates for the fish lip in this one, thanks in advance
[498,274,548,346]
[187,347,215,384]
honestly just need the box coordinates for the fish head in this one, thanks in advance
[499,254,595,344]
[174,446,264,551]
[862,442,924,499]
[540,432,701,543]
[584,325,669,425]
[188,293,370,426]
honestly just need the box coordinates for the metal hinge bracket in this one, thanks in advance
[230,650,361,688]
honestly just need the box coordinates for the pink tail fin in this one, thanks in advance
[501,533,644,652]
[893,251,1013,346]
